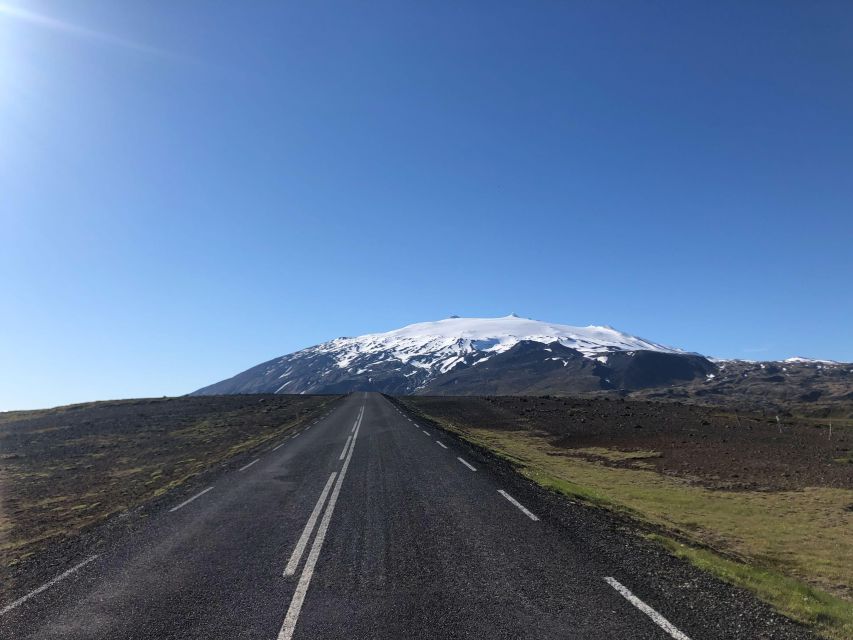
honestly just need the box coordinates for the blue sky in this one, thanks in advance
[1,1,851,410]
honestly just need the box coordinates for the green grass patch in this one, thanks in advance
[648,534,853,640]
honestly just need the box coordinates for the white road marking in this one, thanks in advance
[436,441,448,449]
[272,441,286,451]
[169,486,213,512]
[277,404,364,640]
[497,490,539,521]
[422,430,430,435]
[339,435,353,461]
[0,555,99,616]
[457,457,477,471]
[604,577,692,640]
[283,472,337,577]
[351,419,357,434]
[239,458,260,472]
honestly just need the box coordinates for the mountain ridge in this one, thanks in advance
[192,315,851,416]
[192,315,693,395]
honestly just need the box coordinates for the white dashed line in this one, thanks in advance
[604,577,692,640]
[1,555,99,616]
[436,441,448,449]
[422,430,430,435]
[169,486,213,512]
[239,458,260,472]
[272,441,286,451]
[284,472,337,577]
[497,490,539,521]
[339,435,353,461]
[457,457,477,471]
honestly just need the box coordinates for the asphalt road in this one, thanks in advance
[1,393,817,639]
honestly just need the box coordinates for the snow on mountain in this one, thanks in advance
[193,315,690,396]
[782,357,839,365]
[319,314,681,372]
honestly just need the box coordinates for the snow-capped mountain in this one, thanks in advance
[193,315,713,396]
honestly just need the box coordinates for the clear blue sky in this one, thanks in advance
[2,1,851,410]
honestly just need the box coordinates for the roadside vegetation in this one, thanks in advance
[400,396,853,640]
[0,394,339,599]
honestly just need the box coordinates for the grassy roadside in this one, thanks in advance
[400,401,853,640]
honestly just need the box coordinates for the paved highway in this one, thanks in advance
[1,393,816,639]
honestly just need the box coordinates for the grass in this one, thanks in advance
[568,447,663,462]
[407,407,853,640]
[0,395,340,580]
[649,534,853,640]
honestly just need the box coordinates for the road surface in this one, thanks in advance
[1,393,815,639]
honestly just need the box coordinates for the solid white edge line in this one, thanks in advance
[277,404,364,640]
[436,441,448,449]
[457,457,477,471]
[283,472,338,577]
[339,435,353,461]
[497,489,539,521]
[239,458,260,472]
[604,577,692,640]
[1,555,99,616]
[169,486,214,513]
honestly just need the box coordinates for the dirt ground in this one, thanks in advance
[0,394,339,594]
[404,395,853,492]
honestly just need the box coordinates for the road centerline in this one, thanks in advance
[277,403,365,640]
[339,435,353,461]
[284,472,338,577]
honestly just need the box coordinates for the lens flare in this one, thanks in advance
[0,2,172,57]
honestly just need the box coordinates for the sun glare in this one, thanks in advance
[0,2,172,57]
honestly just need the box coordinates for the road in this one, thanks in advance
[1,393,815,639]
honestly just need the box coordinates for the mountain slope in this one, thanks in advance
[192,315,707,396]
